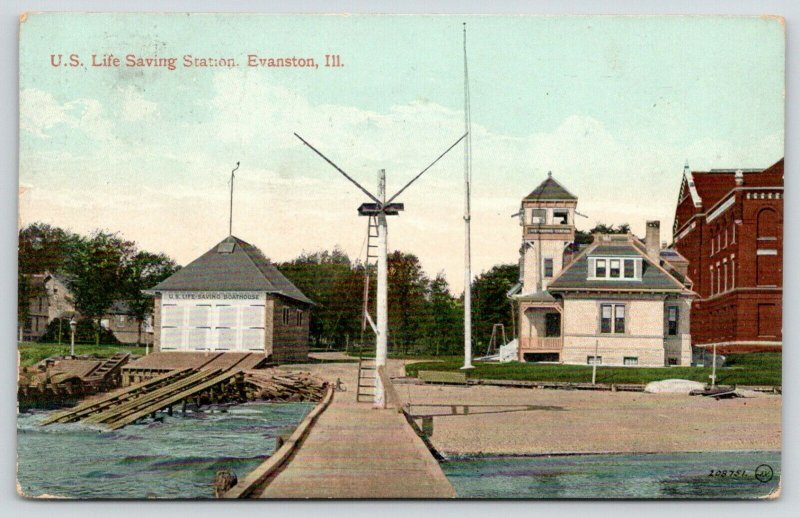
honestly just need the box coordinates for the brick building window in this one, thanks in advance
[723,261,728,292]
[296,309,303,326]
[282,307,291,325]
[757,303,779,338]
[757,208,779,240]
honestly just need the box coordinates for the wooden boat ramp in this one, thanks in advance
[40,352,324,430]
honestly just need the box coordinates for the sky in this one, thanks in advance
[18,14,784,293]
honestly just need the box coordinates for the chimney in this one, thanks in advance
[735,169,744,186]
[645,220,661,261]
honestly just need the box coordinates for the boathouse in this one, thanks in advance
[146,235,312,362]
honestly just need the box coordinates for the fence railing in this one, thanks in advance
[519,336,563,350]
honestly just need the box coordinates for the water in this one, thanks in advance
[17,402,313,499]
[442,451,781,499]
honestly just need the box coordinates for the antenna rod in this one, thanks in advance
[229,161,240,236]
[294,133,382,205]
[462,22,474,370]
[384,132,468,205]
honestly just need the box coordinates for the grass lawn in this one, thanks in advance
[404,352,782,387]
[17,342,143,368]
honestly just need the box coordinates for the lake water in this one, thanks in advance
[19,406,780,499]
[441,451,781,499]
[17,402,312,499]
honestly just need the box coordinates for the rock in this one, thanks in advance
[644,379,706,394]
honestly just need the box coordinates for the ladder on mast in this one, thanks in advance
[356,216,379,403]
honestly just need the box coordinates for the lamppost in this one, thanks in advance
[69,316,77,357]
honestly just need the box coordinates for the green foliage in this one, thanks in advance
[18,342,140,368]
[405,352,782,386]
[278,248,363,347]
[575,222,632,245]
[38,317,120,345]
[471,264,518,353]
[18,223,179,344]
[122,251,179,342]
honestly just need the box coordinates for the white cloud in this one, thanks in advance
[120,87,159,122]
[19,71,784,293]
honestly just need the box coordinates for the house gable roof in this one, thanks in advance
[547,235,690,293]
[149,236,313,305]
[524,173,577,201]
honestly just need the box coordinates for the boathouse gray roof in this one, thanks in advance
[524,173,578,201]
[148,236,313,305]
[547,236,689,293]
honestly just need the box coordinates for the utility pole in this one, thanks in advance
[375,170,388,407]
[710,343,717,387]
[229,162,240,235]
[461,22,474,370]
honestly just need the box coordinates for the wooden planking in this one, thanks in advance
[82,368,223,425]
[254,394,456,498]
[106,369,243,430]
[40,369,191,425]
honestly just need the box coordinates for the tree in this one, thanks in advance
[387,251,429,354]
[64,231,136,344]
[471,264,519,351]
[575,222,631,244]
[278,248,360,348]
[18,223,82,338]
[122,251,178,344]
[421,273,462,356]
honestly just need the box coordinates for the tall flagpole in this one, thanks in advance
[462,23,474,370]
[229,161,240,235]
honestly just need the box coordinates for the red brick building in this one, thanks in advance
[672,158,783,353]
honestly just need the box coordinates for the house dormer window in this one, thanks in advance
[589,257,642,280]
[595,259,607,277]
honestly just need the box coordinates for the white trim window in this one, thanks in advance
[600,303,625,334]
[666,306,679,336]
[589,257,641,280]
[530,208,546,224]
[282,307,291,325]
[587,355,602,366]
[595,259,607,278]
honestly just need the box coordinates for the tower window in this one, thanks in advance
[553,209,569,225]
[544,258,554,278]
[530,209,546,224]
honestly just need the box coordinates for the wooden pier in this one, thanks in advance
[229,366,456,499]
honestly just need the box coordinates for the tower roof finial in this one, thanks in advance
[547,170,552,178]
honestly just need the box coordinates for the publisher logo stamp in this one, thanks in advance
[755,464,774,483]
